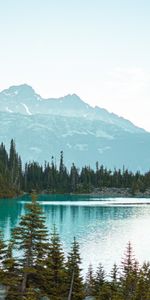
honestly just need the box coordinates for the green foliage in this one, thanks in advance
[66,237,85,300]
[85,264,95,296]
[43,225,66,299]
[12,194,48,298]
[94,263,106,297]
[1,140,150,197]
[3,242,20,300]
[0,203,150,299]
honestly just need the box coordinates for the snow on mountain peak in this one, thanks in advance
[0,84,145,134]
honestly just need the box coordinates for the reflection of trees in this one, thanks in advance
[0,195,145,249]
[0,199,24,241]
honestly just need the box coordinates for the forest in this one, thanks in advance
[1,195,150,300]
[0,139,150,198]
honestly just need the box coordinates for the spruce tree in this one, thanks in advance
[121,242,138,299]
[134,262,150,300]
[70,163,79,192]
[66,237,84,300]
[110,264,122,300]
[43,226,66,300]
[12,194,48,299]
[85,264,95,297]
[3,242,20,300]
[94,263,106,297]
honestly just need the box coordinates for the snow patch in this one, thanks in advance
[62,130,88,137]
[21,103,32,115]
[98,146,111,154]
[35,95,42,101]
[6,107,13,113]
[30,147,42,153]
[74,144,88,151]
[66,143,72,149]
[3,92,11,96]
[98,148,103,154]
[95,130,114,139]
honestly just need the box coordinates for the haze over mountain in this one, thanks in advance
[0,84,150,171]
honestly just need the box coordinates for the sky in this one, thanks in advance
[1,0,150,130]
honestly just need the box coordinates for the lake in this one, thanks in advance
[1,194,150,276]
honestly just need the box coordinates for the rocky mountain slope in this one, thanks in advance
[0,84,149,171]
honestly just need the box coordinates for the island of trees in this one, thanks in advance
[1,139,150,198]
[1,195,150,300]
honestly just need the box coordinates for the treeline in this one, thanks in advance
[1,139,150,197]
[1,196,150,300]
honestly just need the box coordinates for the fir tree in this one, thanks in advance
[110,264,122,300]
[134,262,150,300]
[70,163,79,192]
[121,242,139,299]
[9,139,20,188]
[94,263,106,297]
[66,237,84,300]
[12,194,48,298]
[43,226,66,300]
[3,242,20,300]
[85,264,95,297]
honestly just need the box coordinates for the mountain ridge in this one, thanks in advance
[0,84,149,171]
[0,84,145,134]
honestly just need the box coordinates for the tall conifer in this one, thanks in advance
[66,237,84,300]
[12,194,48,298]
[43,226,66,299]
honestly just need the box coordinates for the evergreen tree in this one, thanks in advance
[70,163,79,193]
[134,262,150,300]
[121,242,139,299]
[43,226,66,300]
[12,194,48,299]
[110,264,122,300]
[85,264,95,297]
[66,237,84,300]
[58,151,69,192]
[3,242,20,300]
[9,139,19,187]
[94,263,106,297]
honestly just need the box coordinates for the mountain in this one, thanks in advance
[0,84,149,171]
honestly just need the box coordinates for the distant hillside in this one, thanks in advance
[0,84,149,171]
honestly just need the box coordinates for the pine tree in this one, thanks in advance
[121,242,139,299]
[12,194,48,299]
[134,262,150,300]
[70,163,79,192]
[3,242,20,300]
[85,264,95,297]
[43,226,66,300]
[58,151,69,193]
[66,237,84,300]
[8,139,22,193]
[110,264,122,300]
[94,263,106,297]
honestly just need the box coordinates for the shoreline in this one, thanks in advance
[1,187,150,199]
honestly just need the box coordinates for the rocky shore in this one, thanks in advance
[1,187,150,200]
[89,187,150,198]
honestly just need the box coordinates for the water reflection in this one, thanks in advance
[1,195,150,274]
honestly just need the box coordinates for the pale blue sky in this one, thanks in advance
[1,0,150,130]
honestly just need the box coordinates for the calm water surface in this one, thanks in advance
[1,194,150,275]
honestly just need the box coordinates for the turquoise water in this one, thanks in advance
[1,194,150,275]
